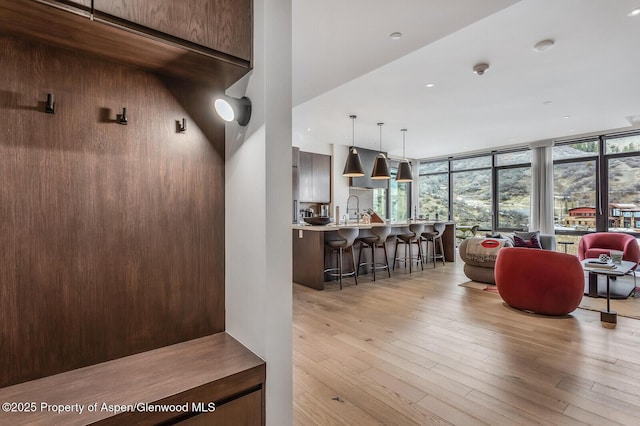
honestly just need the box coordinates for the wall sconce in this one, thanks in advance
[45,93,55,114]
[214,96,252,126]
[177,118,187,133]
[117,107,128,125]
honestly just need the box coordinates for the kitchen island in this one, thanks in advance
[292,221,456,290]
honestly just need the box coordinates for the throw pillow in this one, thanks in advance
[513,234,542,249]
[514,230,540,241]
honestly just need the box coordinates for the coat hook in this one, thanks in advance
[117,107,128,125]
[177,118,187,133]
[45,93,55,114]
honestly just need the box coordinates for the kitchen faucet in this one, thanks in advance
[346,195,360,224]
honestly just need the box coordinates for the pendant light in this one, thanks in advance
[396,128,413,182]
[371,122,390,179]
[343,115,365,177]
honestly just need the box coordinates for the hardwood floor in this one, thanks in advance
[293,259,640,425]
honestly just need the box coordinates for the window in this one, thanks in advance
[606,134,640,232]
[418,161,448,220]
[389,165,410,222]
[451,156,492,229]
[553,140,598,233]
[495,150,531,231]
[372,188,387,219]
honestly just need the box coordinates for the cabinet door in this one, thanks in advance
[312,154,331,203]
[94,0,252,61]
[298,152,313,202]
[176,389,262,425]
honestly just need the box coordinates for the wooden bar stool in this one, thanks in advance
[357,225,391,281]
[422,222,446,268]
[324,227,359,289]
[393,223,424,273]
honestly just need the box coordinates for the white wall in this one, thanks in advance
[225,0,292,425]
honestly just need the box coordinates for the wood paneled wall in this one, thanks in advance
[0,36,225,387]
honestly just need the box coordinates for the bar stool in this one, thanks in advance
[324,227,359,289]
[393,223,424,273]
[357,225,391,281]
[421,222,446,268]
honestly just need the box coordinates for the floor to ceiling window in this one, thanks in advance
[389,163,410,222]
[605,133,640,233]
[417,160,448,220]
[495,150,531,231]
[451,156,492,230]
[553,139,599,233]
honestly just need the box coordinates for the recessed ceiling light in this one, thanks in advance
[569,128,576,132]
[563,115,570,119]
[425,83,435,88]
[306,128,311,132]
[628,8,640,16]
[390,32,402,40]
[533,39,555,52]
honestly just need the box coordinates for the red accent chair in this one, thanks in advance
[495,248,585,316]
[578,232,640,264]
[578,232,639,292]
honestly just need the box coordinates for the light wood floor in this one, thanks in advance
[293,259,640,425]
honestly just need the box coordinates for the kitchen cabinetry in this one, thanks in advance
[299,151,331,203]
[93,0,252,61]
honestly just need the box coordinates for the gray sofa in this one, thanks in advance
[459,234,556,284]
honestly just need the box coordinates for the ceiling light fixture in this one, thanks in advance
[473,63,490,76]
[425,83,435,88]
[628,8,640,16]
[214,95,252,126]
[533,39,555,52]
[371,123,390,180]
[390,32,402,40]
[396,129,413,182]
[343,115,365,177]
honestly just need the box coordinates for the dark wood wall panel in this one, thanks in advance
[0,36,225,387]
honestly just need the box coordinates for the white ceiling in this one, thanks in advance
[292,0,640,160]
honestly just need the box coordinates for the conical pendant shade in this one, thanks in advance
[343,147,365,177]
[371,154,390,179]
[396,159,413,182]
[343,115,365,177]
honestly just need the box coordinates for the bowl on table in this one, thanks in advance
[303,216,331,226]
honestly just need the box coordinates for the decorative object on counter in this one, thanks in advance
[45,93,55,114]
[303,217,331,226]
[367,209,385,223]
[371,123,390,179]
[214,95,252,126]
[396,129,413,182]
[343,115,365,177]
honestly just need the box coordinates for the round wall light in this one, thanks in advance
[214,96,252,126]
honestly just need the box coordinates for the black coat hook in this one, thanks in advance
[45,93,55,114]
[117,107,127,125]
[177,118,187,133]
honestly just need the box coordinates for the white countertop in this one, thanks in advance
[292,221,455,232]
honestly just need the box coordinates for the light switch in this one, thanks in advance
[298,229,303,238]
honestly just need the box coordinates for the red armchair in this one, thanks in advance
[578,232,640,264]
[495,248,584,315]
[578,232,639,296]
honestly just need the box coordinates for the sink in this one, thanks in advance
[303,216,331,226]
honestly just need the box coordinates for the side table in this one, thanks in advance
[582,260,636,324]
[558,241,574,253]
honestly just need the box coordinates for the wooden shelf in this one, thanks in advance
[0,333,265,425]
[0,0,251,88]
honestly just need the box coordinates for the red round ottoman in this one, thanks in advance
[494,247,584,316]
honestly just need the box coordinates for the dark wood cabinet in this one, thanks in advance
[176,390,263,425]
[299,151,331,203]
[94,0,252,61]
